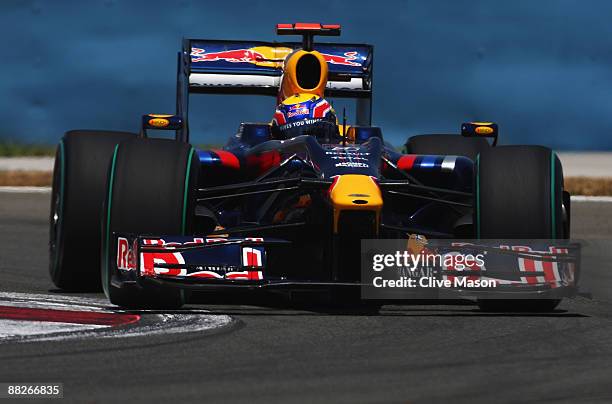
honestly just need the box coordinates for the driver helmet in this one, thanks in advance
[271,94,340,143]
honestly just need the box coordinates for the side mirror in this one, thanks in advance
[461,122,498,146]
[141,114,183,137]
[347,126,383,144]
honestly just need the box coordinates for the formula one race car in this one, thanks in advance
[49,23,578,311]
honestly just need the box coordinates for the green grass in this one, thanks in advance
[0,142,56,157]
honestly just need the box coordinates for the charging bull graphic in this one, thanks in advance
[190,46,363,68]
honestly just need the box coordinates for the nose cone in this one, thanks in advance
[328,174,383,233]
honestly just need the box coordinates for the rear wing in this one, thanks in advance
[176,38,374,140]
[183,39,372,97]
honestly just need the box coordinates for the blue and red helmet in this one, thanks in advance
[272,94,339,142]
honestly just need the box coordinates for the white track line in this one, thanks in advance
[0,157,54,171]
[557,152,612,178]
[570,195,612,203]
[0,186,51,193]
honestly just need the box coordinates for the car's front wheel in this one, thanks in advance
[49,130,136,291]
[474,145,568,312]
[101,138,199,309]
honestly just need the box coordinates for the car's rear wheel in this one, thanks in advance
[101,138,199,309]
[405,134,490,161]
[475,145,567,312]
[49,130,136,291]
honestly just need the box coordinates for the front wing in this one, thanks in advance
[109,234,581,299]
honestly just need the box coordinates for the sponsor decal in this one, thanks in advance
[499,245,569,287]
[444,242,570,287]
[140,239,187,277]
[187,270,263,280]
[325,147,371,168]
[139,238,226,276]
[330,156,368,161]
[462,122,497,138]
[286,107,309,118]
[116,237,137,271]
[326,152,370,156]
[327,146,366,152]
[335,162,369,168]
[279,118,323,131]
[475,126,494,135]
[322,51,361,66]
[148,118,170,128]
[191,47,266,63]
[242,247,263,267]
[190,46,362,68]
[190,265,240,273]
[136,238,266,280]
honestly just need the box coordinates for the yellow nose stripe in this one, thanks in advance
[329,174,383,233]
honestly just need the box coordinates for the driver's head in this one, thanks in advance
[271,94,340,143]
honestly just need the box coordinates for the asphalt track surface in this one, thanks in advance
[0,192,611,403]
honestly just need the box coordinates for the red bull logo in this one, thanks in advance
[191,46,362,68]
[190,48,266,63]
[286,103,309,118]
[323,51,361,66]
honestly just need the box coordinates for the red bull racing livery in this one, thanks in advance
[48,23,578,311]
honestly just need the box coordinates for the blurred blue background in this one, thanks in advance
[2,0,612,149]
